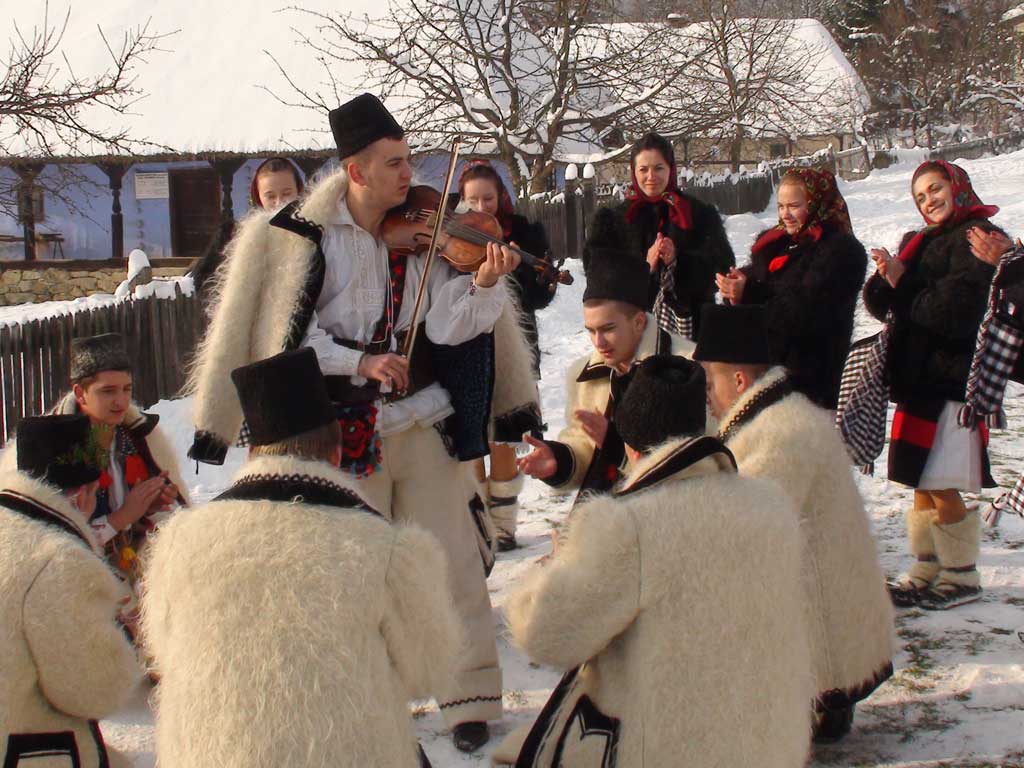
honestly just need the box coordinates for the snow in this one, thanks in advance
[19,149,1024,765]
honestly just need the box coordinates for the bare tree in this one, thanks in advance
[267,0,719,195]
[677,0,859,170]
[0,3,169,220]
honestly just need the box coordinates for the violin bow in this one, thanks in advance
[401,135,462,364]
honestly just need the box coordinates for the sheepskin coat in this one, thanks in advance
[718,367,895,710]
[863,220,998,403]
[582,198,735,335]
[141,454,461,768]
[0,470,141,768]
[739,227,867,409]
[542,317,694,502]
[188,166,539,460]
[503,436,812,768]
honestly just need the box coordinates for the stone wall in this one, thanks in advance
[0,260,193,306]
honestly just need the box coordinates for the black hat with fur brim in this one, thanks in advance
[70,333,132,383]
[329,93,405,160]
[16,414,103,489]
[230,348,336,447]
[693,303,774,365]
[616,355,708,453]
[583,247,650,310]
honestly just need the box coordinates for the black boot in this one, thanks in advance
[452,721,490,753]
[812,705,854,744]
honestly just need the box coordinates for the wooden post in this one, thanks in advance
[293,155,330,186]
[14,163,43,261]
[564,166,579,261]
[99,163,129,261]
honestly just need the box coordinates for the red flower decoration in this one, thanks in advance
[98,470,113,490]
[124,455,149,486]
[604,464,619,483]
[768,255,789,273]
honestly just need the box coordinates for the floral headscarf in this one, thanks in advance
[458,160,517,239]
[897,160,999,263]
[624,150,692,231]
[752,167,851,255]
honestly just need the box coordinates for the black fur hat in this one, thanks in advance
[70,333,131,383]
[583,248,649,310]
[230,348,336,446]
[16,414,103,489]
[329,93,404,160]
[616,356,707,452]
[693,304,774,365]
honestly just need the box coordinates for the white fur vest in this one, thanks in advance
[719,366,895,709]
[141,454,462,768]
[188,167,539,451]
[502,436,813,768]
[0,470,141,768]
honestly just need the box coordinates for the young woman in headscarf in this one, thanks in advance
[458,160,557,551]
[716,168,867,410]
[582,133,735,339]
[190,157,306,297]
[863,160,1002,611]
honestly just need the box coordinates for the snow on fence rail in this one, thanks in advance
[0,283,204,444]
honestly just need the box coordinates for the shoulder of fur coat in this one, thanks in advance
[722,368,895,698]
[0,468,101,554]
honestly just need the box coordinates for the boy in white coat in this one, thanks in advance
[0,414,141,768]
[696,303,894,742]
[143,348,462,768]
[497,357,812,768]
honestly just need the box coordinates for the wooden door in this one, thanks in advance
[169,169,222,258]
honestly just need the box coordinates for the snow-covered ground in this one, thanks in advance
[95,150,1024,767]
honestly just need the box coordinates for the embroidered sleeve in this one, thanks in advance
[425,271,507,345]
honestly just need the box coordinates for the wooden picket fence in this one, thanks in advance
[0,283,203,445]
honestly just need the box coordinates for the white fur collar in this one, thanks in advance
[232,454,368,500]
[295,166,350,229]
[717,366,789,435]
[0,469,100,553]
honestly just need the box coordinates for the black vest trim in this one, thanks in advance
[3,730,82,768]
[270,202,328,352]
[213,474,380,516]
[0,490,93,549]
[615,436,737,498]
[718,377,794,445]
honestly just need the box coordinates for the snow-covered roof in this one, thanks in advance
[1,4,865,161]
[1003,3,1024,22]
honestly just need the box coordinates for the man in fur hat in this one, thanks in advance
[1,414,141,768]
[494,357,812,768]
[517,247,694,503]
[186,94,538,750]
[695,303,895,743]
[143,348,461,767]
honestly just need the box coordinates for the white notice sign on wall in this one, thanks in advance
[134,172,170,200]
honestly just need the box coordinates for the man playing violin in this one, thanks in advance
[188,93,527,753]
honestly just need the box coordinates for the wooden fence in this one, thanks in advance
[0,283,204,444]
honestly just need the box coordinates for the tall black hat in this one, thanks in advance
[693,304,774,365]
[329,93,405,160]
[16,414,103,489]
[230,348,336,446]
[70,333,131,383]
[616,356,707,452]
[583,248,650,310]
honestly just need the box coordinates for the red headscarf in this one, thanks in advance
[458,160,516,239]
[624,153,692,231]
[897,160,999,263]
[752,167,852,255]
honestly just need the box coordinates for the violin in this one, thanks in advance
[382,186,573,287]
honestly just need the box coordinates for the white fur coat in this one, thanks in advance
[141,454,462,768]
[720,367,895,707]
[0,470,141,768]
[189,167,538,449]
[501,437,812,768]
